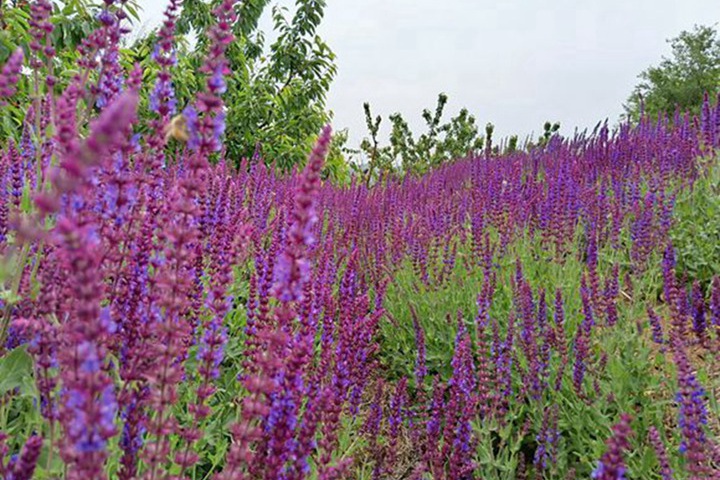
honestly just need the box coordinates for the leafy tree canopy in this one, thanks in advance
[1,0,345,181]
[625,24,720,122]
[172,0,339,176]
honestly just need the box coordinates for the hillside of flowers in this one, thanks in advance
[1,1,720,479]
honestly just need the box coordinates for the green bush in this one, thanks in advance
[671,155,720,289]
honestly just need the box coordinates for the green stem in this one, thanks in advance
[0,244,30,348]
[45,390,55,472]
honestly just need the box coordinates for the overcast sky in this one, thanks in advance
[136,0,720,147]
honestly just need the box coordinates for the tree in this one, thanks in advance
[359,93,486,182]
[172,0,338,173]
[624,24,720,122]
[0,0,142,140]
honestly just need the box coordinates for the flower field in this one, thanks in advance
[1,1,720,479]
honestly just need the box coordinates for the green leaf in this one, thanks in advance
[0,346,35,396]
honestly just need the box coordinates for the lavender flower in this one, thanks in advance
[7,435,43,480]
[534,405,560,470]
[710,276,720,329]
[0,48,23,99]
[691,281,707,342]
[272,125,332,303]
[592,414,633,480]
[674,348,709,475]
[648,426,674,480]
[648,307,665,346]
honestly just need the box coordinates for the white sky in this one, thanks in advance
[134,0,720,148]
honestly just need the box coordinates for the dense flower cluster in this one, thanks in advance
[0,1,720,479]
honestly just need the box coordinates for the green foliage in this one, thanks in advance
[357,98,561,181]
[359,93,486,181]
[670,156,720,288]
[0,345,38,454]
[391,93,486,175]
[539,121,561,147]
[483,121,494,155]
[0,0,142,142]
[358,102,393,186]
[171,0,338,173]
[1,0,342,176]
[228,2,337,172]
[518,120,561,152]
[323,127,352,184]
[625,24,720,122]
[1,0,140,64]
[380,218,695,478]
[0,345,34,397]
[505,135,519,154]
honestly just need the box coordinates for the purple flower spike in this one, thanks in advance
[0,48,24,99]
[9,435,43,480]
[592,414,633,480]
